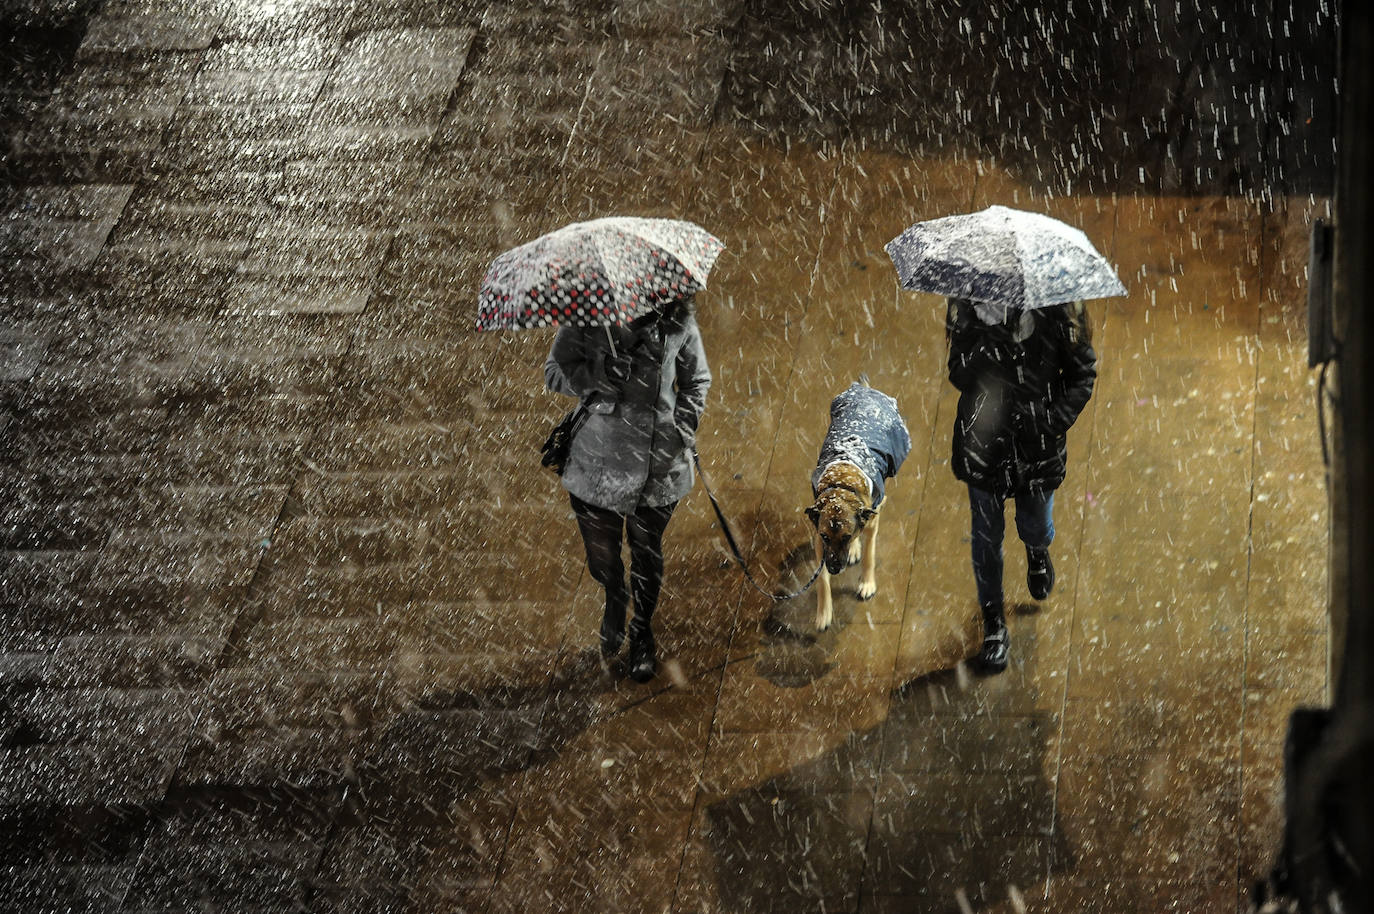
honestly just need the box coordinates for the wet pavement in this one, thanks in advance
[0,1,1336,912]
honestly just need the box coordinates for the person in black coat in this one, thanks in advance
[945,296,1097,673]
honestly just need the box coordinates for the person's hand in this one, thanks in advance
[605,352,632,383]
[1016,398,1063,435]
[674,410,699,449]
[971,337,1011,368]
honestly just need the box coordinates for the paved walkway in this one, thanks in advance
[0,2,1333,912]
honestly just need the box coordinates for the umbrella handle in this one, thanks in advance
[604,324,617,358]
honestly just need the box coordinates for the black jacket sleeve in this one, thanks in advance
[947,299,1010,393]
[947,299,983,392]
[1046,303,1097,434]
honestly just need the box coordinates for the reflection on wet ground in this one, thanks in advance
[0,1,1334,911]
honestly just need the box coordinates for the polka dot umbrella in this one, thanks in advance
[475,217,725,334]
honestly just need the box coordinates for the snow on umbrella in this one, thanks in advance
[475,217,725,332]
[884,205,1126,310]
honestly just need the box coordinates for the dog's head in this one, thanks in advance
[806,490,876,574]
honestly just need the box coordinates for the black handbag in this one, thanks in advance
[540,404,590,475]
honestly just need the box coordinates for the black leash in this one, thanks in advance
[690,447,822,601]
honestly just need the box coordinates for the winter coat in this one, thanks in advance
[946,299,1097,498]
[544,309,711,515]
[812,383,911,508]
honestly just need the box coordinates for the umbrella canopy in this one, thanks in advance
[884,205,1126,310]
[475,217,724,331]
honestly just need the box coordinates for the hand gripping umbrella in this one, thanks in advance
[476,217,725,353]
[884,205,1126,313]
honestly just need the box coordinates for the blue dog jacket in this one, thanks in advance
[812,383,912,507]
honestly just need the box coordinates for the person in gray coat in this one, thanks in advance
[544,296,711,682]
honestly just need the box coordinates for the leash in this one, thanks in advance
[690,447,823,601]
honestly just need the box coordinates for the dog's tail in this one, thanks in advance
[857,373,870,387]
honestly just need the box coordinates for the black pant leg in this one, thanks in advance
[570,494,628,604]
[624,500,678,625]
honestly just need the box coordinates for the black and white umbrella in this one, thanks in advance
[884,205,1126,310]
[475,217,724,333]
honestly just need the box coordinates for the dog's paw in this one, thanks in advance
[815,604,834,631]
[856,579,877,601]
[846,541,863,566]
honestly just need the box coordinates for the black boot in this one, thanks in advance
[600,588,628,658]
[626,617,656,683]
[1026,546,1055,600]
[977,602,1009,674]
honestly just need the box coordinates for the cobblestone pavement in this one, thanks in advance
[0,1,1335,912]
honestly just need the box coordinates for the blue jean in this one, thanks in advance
[968,485,1055,608]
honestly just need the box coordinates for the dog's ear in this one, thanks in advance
[857,507,877,526]
[805,502,822,526]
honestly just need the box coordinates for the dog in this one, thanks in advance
[806,379,912,630]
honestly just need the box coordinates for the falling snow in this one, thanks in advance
[0,0,1338,912]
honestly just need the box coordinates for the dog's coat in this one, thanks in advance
[808,382,911,630]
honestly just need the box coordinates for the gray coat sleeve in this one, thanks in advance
[672,317,712,446]
[545,326,615,401]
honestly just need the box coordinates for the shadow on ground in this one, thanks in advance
[702,656,1073,910]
